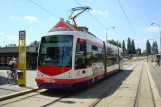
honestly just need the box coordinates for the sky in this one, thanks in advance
[0,0,161,51]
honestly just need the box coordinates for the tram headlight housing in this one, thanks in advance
[64,75,68,78]
[37,71,43,77]
[64,74,72,78]
[37,73,43,77]
[68,75,72,78]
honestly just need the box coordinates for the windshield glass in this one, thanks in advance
[38,35,73,67]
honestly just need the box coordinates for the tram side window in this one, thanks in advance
[106,48,118,66]
[75,41,86,69]
[91,45,98,63]
[86,44,103,66]
[97,47,103,62]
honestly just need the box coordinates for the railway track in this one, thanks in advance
[89,62,139,107]
[124,62,134,68]
[133,63,156,107]
[0,88,78,107]
[133,63,144,107]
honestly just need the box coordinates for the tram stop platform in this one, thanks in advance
[0,70,38,101]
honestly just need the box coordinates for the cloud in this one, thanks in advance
[0,32,5,36]
[9,16,38,23]
[144,26,161,32]
[9,16,21,20]
[24,16,38,23]
[7,35,18,40]
[90,9,108,18]
[7,36,18,44]
[99,36,114,41]
[107,37,114,40]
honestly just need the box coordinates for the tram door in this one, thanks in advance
[75,38,88,81]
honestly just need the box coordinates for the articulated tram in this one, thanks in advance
[35,28,123,90]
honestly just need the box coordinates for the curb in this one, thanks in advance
[0,87,39,102]
[145,63,161,106]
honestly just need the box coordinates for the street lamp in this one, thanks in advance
[151,23,161,53]
[106,26,115,42]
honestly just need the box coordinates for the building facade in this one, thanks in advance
[0,42,39,69]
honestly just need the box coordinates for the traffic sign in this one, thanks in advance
[19,31,25,39]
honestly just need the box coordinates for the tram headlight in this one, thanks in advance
[64,75,68,78]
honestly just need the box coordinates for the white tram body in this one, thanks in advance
[35,29,124,90]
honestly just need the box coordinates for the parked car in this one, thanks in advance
[125,56,132,60]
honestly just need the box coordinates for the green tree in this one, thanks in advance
[131,39,136,54]
[127,38,131,54]
[155,41,158,54]
[108,39,121,47]
[118,42,121,48]
[146,40,151,55]
[122,40,126,57]
[137,48,141,55]
[152,41,158,54]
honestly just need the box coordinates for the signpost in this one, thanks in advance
[18,30,26,86]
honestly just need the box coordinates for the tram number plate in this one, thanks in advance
[44,79,55,83]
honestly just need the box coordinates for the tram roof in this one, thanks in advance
[44,29,121,50]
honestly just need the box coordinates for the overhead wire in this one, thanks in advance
[74,0,107,29]
[27,0,59,19]
[117,0,136,36]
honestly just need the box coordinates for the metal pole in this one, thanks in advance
[106,29,107,42]
[160,27,161,53]
[105,27,115,42]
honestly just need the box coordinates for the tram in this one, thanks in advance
[35,28,124,90]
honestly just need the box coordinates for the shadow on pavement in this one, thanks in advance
[0,76,8,85]
[38,69,132,105]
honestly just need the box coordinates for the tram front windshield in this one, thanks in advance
[38,35,73,67]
